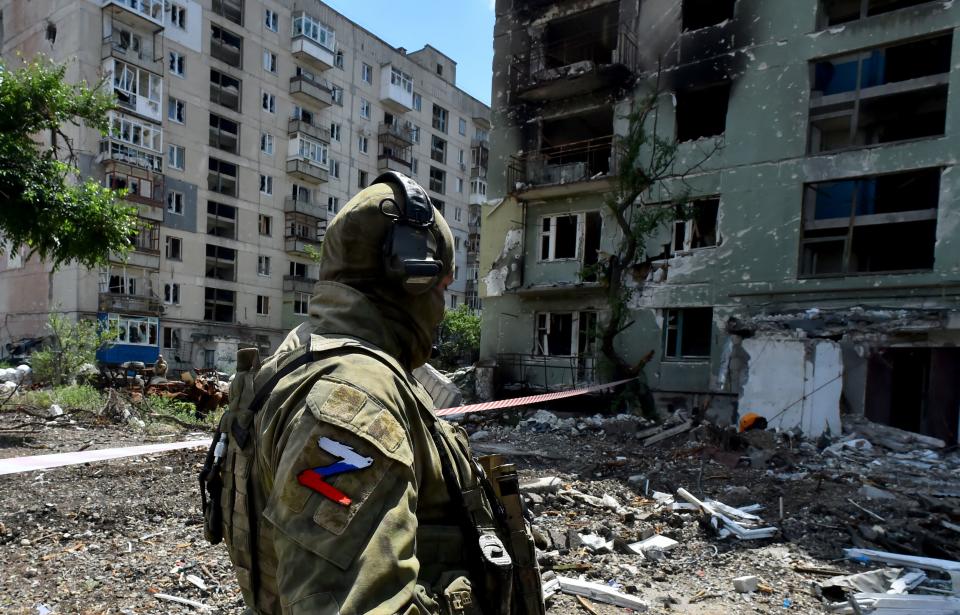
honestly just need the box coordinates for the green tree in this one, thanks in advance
[437,305,481,368]
[31,313,117,385]
[0,58,138,269]
[592,90,719,414]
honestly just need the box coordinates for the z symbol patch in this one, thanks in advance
[297,437,373,507]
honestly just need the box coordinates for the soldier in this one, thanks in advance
[201,173,542,615]
[153,354,168,380]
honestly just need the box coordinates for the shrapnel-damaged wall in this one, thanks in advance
[481,0,960,442]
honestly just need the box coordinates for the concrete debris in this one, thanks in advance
[0,365,31,384]
[519,476,562,495]
[413,363,462,410]
[578,533,614,554]
[858,485,896,501]
[554,575,649,612]
[816,568,905,601]
[733,575,760,593]
[827,593,960,614]
[628,534,679,558]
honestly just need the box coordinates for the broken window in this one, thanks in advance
[676,82,731,142]
[210,69,241,112]
[206,201,237,239]
[209,113,239,154]
[294,291,310,315]
[529,107,615,186]
[799,167,940,276]
[538,2,622,69]
[210,24,243,68]
[207,158,237,197]
[205,244,237,281]
[162,326,180,350]
[204,287,235,323]
[430,135,446,164]
[212,0,243,26]
[663,308,713,360]
[673,199,719,253]
[540,214,580,261]
[582,211,603,281]
[820,0,935,27]
[809,33,950,153]
[535,311,598,357]
[682,0,736,31]
[866,347,960,443]
[429,167,445,194]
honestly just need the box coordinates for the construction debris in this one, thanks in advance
[677,488,779,540]
[733,575,760,593]
[553,575,649,611]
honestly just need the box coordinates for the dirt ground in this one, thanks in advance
[0,407,957,614]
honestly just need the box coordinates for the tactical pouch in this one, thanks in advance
[437,573,483,615]
[197,347,262,610]
[199,426,226,544]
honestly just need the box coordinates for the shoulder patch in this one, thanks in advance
[317,383,367,424]
[307,382,413,467]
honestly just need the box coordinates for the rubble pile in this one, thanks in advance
[462,407,960,613]
[0,395,957,613]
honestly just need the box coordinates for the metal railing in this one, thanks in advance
[507,134,618,193]
[379,122,415,144]
[496,353,598,390]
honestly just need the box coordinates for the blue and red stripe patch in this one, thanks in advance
[297,437,373,507]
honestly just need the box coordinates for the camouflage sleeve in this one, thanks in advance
[262,379,441,615]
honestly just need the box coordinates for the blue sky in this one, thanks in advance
[324,0,495,105]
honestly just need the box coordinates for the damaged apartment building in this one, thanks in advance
[480,0,960,444]
[0,0,489,372]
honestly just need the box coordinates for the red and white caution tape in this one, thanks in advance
[0,440,208,476]
[435,377,637,417]
[0,378,637,475]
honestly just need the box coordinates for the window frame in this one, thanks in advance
[539,213,583,262]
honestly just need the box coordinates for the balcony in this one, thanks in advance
[291,14,336,71]
[379,122,415,145]
[101,36,162,74]
[379,64,414,113]
[100,0,164,30]
[98,292,162,315]
[286,158,329,184]
[507,135,618,199]
[284,235,323,256]
[287,118,330,143]
[469,178,487,205]
[98,139,163,173]
[282,275,317,293]
[104,58,162,122]
[512,18,638,102]
[289,74,333,108]
[283,196,324,219]
[377,152,412,173]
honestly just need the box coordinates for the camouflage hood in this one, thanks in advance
[311,182,454,370]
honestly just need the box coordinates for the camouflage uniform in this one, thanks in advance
[204,183,523,615]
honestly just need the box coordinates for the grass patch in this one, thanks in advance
[140,395,222,430]
[3,385,104,413]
